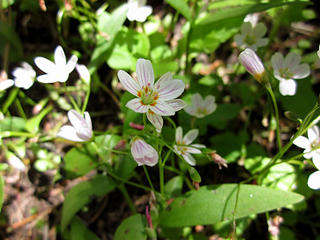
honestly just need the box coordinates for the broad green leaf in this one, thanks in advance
[153,61,179,79]
[64,145,98,179]
[114,214,147,240]
[90,4,128,71]
[0,175,4,212]
[61,175,116,230]
[165,176,184,198]
[208,103,241,129]
[95,134,122,161]
[1,0,14,8]
[159,184,304,227]
[0,117,26,132]
[196,2,307,27]
[165,0,191,21]
[70,217,100,240]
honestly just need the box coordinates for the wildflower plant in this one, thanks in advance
[1,1,320,240]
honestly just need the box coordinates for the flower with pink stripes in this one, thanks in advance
[239,48,265,83]
[118,59,186,132]
[131,137,158,167]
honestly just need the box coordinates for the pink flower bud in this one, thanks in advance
[239,48,265,83]
[131,138,158,167]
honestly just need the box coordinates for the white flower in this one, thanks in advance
[57,109,92,142]
[293,126,320,189]
[6,152,26,171]
[127,0,152,22]
[76,64,90,84]
[131,137,158,166]
[174,126,205,166]
[317,44,320,59]
[12,62,36,89]
[234,22,268,51]
[34,45,78,83]
[271,52,310,96]
[117,58,186,132]
[184,93,217,118]
[243,13,259,27]
[239,48,265,83]
[0,70,14,91]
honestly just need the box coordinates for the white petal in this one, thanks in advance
[36,74,57,83]
[68,110,86,128]
[183,129,199,145]
[182,152,196,166]
[255,38,268,48]
[191,93,203,109]
[176,126,183,144]
[234,34,244,47]
[157,79,185,101]
[14,77,34,89]
[241,22,252,36]
[76,64,90,83]
[0,80,14,91]
[146,111,163,132]
[134,6,152,22]
[308,126,320,143]
[253,23,266,38]
[191,144,206,148]
[7,152,26,171]
[84,112,92,131]
[293,136,310,149]
[66,55,78,74]
[271,52,284,71]
[149,101,175,116]
[57,125,86,142]
[136,59,154,87]
[126,98,149,113]
[312,153,320,170]
[279,80,297,96]
[118,70,140,97]
[284,52,300,69]
[184,105,196,116]
[291,64,310,79]
[185,146,202,154]
[154,72,172,90]
[34,57,56,73]
[307,171,320,190]
[204,95,217,115]
[166,99,187,112]
[54,45,67,69]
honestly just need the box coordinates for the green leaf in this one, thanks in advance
[159,184,304,227]
[64,145,98,179]
[196,1,307,27]
[0,175,4,212]
[0,117,26,132]
[208,103,241,129]
[25,106,52,134]
[188,167,201,183]
[69,217,100,240]
[95,134,122,160]
[1,0,14,8]
[165,176,184,198]
[165,0,191,21]
[61,175,116,231]
[89,4,128,71]
[0,22,23,60]
[114,214,147,240]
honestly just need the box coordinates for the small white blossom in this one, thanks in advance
[0,70,14,91]
[57,109,92,142]
[6,152,26,171]
[174,127,205,166]
[34,45,78,83]
[131,137,158,166]
[271,52,310,96]
[317,44,320,59]
[234,22,268,51]
[127,0,152,22]
[184,93,217,118]
[118,58,186,132]
[76,64,90,84]
[239,48,265,83]
[243,13,259,27]
[13,62,36,89]
[293,126,320,189]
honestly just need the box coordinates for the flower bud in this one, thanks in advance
[239,48,265,83]
[131,137,158,167]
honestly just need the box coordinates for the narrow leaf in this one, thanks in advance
[0,176,4,212]
[159,184,304,227]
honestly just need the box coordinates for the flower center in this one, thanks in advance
[311,138,320,149]
[245,34,257,46]
[138,86,159,106]
[196,107,207,117]
[279,67,293,79]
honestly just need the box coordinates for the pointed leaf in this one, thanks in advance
[165,0,191,21]
[159,184,304,227]
[114,214,147,240]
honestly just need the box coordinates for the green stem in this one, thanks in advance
[118,183,137,214]
[266,85,282,150]
[159,155,164,195]
[2,88,19,114]
[15,98,26,119]
[81,83,91,114]
[64,82,81,112]
[0,131,35,138]
[143,165,155,192]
